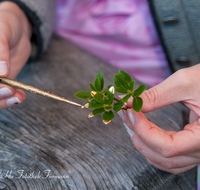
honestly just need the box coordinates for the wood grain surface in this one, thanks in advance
[0,35,196,190]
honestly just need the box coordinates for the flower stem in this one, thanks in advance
[114,97,120,102]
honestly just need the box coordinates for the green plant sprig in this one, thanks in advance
[74,70,147,124]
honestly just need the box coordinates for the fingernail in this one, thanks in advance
[0,61,8,75]
[127,109,135,125]
[124,123,134,137]
[0,87,13,98]
[117,109,125,120]
[6,97,21,106]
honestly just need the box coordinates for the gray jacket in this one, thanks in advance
[148,0,200,72]
[1,0,199,72]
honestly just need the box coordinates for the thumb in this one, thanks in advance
[128,70,188,113]
[0,36,10,77]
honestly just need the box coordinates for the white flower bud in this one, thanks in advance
[84,103,89,108]
[103,120,112,124]
[105,108,112,112]
[109,86,115,94]
[122,102,127,108]
[90,91,97,97]
[88,112,94,118]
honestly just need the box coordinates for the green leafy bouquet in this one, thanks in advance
[75,70,147,124]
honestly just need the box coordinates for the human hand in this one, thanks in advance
[118,64,200,174]
[0,1,32,109]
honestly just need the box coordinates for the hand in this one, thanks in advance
[118,64,200,174]
[0,2,32,109]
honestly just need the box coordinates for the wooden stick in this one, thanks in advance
[0,77,84,108]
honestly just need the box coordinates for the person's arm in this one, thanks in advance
[118,63,200,174]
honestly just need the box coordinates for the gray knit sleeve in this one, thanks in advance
[0,0,56,61]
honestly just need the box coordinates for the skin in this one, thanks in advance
[0,1,32,108]
[122,64,200,174]
[1,1,200,175]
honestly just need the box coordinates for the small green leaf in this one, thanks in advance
[107,84,115,89]
[74,91,93,99]
[115,87,128,94]
[114,74,122,87]
[90,83,96,91]
[96,71,104,91]
[130,81,135,91]
[103,97,110,104]
[94,77,101,92]
[113,100,124,113]
[134,84,147,96]
[132,97,143,112]
[102,110,114,121]
[94,92,104,104]
[114,74,129,89]
[122,94,132,103]
[118,70,132,83]
[89,100,104,109]
[107,91,114,104]
[92,108,105,116]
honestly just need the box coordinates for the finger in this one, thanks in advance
[124,109,200,157]
[127,67,196,112]
[0,89,26,109]
[0,84,15,99]
[147,159,197,175]
[16,89,26,100]
[132,133,200,169]
[0,36,10,77]
[8,34,31,79]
